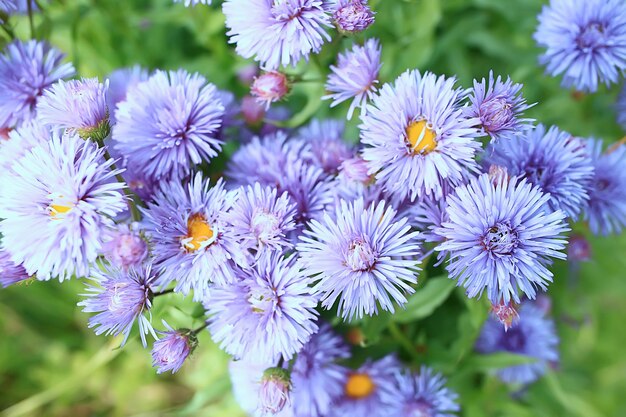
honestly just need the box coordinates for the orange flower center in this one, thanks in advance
[406,120,437,154]
[345,373,375,399]
[183,214,214,252]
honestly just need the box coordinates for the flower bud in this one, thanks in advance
[491,300,519,331]
[488,164,509,186]
[241,95,266,127]
[151,323,197,374]
[251,71,289,109]
[333,0,375,34]
[259,367,291,415]
[568,234,591,261]
[103,225,149,270]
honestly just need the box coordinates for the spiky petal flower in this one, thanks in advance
[223,0,331,69]
[105,66,150,124]
[208,251,318,363]
[151,321,197,374]
[324,39,381,119]
[616,84,626,130]
[226,183,298,257]
[0,40,75,129]
[329,0,375,34]
[476,301,559,385]
[251,71,290,109]
[360,70,481,201]
[298,198,421,320]
[295,119,353,174]
[393,367,460,417]
[534,0,626,92]
[141,173,244,300]
[0,133,126,281]
[486,125,594,219]
[0,120,49,174]
[102,224,149,270]
[113,69,224,180]
[291,323,351,417]
[466,71,534,142]
[435,174,570,304]
[260,367,292,415]
[0,249,30,288]
[584,138,626,235]
[78,265,156,346]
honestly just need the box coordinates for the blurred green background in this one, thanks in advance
[1,0,626,416]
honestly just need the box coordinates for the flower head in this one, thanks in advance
[534,0,626,92]
[486,125,594,219]
[329,0,375,33]
[113,69,224,180]
[295,119,353,174]
[102,224,149,270]
[223,0,331,69]
[105,66,149,124]
[476,301,559,384]
[394,367,460,417]
[78,264,156,346]
[466,71,534,141]
[0,248,30,288]
[435,174,570,304]
[0,40,75,129]
[141,173,244,300]
[151,321,197,374]
[251,71,290,109]
[616,84,626,130]
[208,251,318,362]
[0,120,49,174]
[0,132,126,281]
[260,367,292,415]
[298,198,421,320]
[584,138,626,235]
[360,70,481,201]
[568,234,591,261]
[324,39,381,119]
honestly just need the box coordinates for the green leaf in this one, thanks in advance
[463,352,537,371]
[392,277,456,323]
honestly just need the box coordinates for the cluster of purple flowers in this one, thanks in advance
[2,0,626,415]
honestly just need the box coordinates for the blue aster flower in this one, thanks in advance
[534,0,626,92]
[226,182,298,258]
[0,0,17,14]
[328,355,401,417]
[151,321,197,374]
[295,119,354,175]
[291,322,350,417]
[141,173,245,300]
[78,264,157,346]
[102,224,149,271]
[105,66,149,124]
[324,39,382,119]
[0,120,50,174]
[0,248,30,288]
[617,83,626,130]
[476,301,559,385]
[360,70,481,202]
[466,71,534,142]
[435,174,570,304]
[327,0,375,34]
[113,69,224,180]
[393,367,460,417]
[223,0,331,70]
[584,139,626,235]
[486,124,595,219]
[0,132,126,281]
[298,198,421,320]
[208,251,318,363]
[0,40,75,129]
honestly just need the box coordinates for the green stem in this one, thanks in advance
[27,0,35,39]
[388,322,419,362]
[0,23,15,40]
[153,288,174,297]
[191,321,209,335]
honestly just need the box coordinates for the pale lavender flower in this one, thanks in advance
[393,367,460,417]
[105,66,149,124]
[0,248,30,288]
[0,0,17,14]
[102,224,149,270]
[617,83,626,129]
[324,38,381,119]
[295,119,353,174]
[0,120,50,174]
[260,367,292,415]
[151,321,197,374]
[568,234,591,261]
[328,0,375,33]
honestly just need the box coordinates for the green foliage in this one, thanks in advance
[1,0,626,416]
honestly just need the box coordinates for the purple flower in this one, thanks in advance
[584,138,626,235]
[324,39,381,119]
[208,251,318,363]
[435,174,570,304]
[486,125,595,219]
[328,0,375,33]
[260,367,292,415]
[616,83,626,129]
[534,0,626,92]
[79,264,156,346]
[226,183,298,257]
[113,69,224,180]
[360,70,481,202]
[223,0,331,69]
[567,234,591,261]
[251,71,290,109]
[151,321,197,374]
[0,120,49,174]
[0,40,75,129]
[295,119,354,175]
[298,198,421,320]
[466,71,534,142]
[0,249,30,288]
[393,367,460,417]
[0,0,17,14]
[102,224,149,270]
[241,95,267,126]
[476,301,559,385]
[291,323,350,417]
[141,173,245,300]
[105,66,149,124]
[0,133,126,281]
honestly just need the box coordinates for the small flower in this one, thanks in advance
[208,251,318,362]
[0,120,50,174]
[0,248,30,288]
[151,321,197,374]
[466,71,534,142]
[223,0,331,69]
[616,83,626,130]
[393,367,460,417]
[295,119,354,174]
[260,367,292,415]
[0,40,75,129]
[238,64,259,85]
[584,138,626,235]
[360,70,481,201]
[435,174,570,304]
[568,234,591,261]
[330,0,375,34]
[534,0,626,92]
[79,264,157,346]
[490,300,519,331]
[102,224,149,270]
[241,95,267,126]
[105,66,150,124]
[298,198,421,320]
[251,71,290,109]
[324,38,381,119]
[476,301,559,385]
[339,156,371,184]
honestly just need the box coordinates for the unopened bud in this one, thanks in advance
[259,367,291,415]
[251,71,289,109]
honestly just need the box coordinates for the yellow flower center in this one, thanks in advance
[48,194,75,219]
[406,120,437,154]
[345,373,375,399]
[183,214,214,252]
